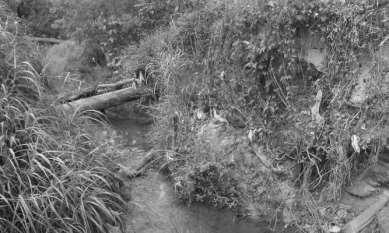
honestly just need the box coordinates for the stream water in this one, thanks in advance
[109,117,274,233]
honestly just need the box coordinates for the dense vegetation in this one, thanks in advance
[134,0,388,231]
[0,2,127,233]
[1,0,388,232]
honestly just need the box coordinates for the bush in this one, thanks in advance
[55,0,139,49]
[0,4,126,233]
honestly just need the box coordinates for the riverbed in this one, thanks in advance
[109,117,275,233]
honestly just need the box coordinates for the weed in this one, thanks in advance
[0,5,126,233]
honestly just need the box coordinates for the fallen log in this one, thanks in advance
[24,36,65,44]
[98,79,135,90]
[61,85,99,103]
[59,79,136,103]
[59,87,152,113]
[343,190,389,233]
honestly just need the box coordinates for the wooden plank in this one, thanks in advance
[24,36,65,44]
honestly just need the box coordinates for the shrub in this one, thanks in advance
[0,4,126,233]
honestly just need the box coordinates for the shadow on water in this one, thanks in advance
[109,117,151,150]
[129,172,274,233]
[109,116,274,233]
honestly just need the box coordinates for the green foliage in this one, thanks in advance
[7,0,62,37]
[0,5,127,233]
[49,0,139,51]
[143,0,388,229]
[44,0,204,55]
[174,0,385,189]
[136,0,177,32]
[175,162,241,208]
[11,0,387,231]
[136,0,206,32]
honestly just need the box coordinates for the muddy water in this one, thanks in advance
[110,118,273,233]
[109,117,151,149]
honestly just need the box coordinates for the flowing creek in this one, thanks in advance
[109,117,274,233]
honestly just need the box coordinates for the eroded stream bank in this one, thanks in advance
[108,116,275,233]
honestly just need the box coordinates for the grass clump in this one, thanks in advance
[0,3,127,233]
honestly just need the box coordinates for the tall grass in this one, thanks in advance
[0,4,126,233]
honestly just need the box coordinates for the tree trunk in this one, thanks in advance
[24,36,65,44]
[58,87,152,114]
[59,79,136,103]
[60,85,99,103]
[98,79,135,90]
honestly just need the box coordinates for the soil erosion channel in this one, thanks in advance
[109,117,273,233]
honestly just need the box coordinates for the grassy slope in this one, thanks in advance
[125,0,388,232]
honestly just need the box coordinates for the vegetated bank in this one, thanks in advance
[120,0,388,232]
[1,0,388,233]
